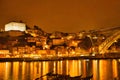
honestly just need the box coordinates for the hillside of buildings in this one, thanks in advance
[0,22,120,58]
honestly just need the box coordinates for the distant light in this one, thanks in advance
[93,36,98,39]
[80,54,84,56]
[86,59,89,61]
[72,51,75,54]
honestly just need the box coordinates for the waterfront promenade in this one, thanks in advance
[0,53,120,62]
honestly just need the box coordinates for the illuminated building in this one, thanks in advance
[0,50,10,57]
[52,39,65,45]
[5,22,26,31]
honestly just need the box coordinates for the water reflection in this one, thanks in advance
[0,59,119,80]
[92,59,119,80]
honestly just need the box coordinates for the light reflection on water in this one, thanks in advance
[0,59,119,80]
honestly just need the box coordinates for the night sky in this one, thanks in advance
[0,0,120,32]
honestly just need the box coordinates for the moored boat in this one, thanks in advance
[34,72,93,80]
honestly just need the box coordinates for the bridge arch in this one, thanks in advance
[99,31,120,54]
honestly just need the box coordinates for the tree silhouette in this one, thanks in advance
[78,36,92,50]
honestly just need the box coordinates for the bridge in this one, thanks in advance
[98,30,120,54]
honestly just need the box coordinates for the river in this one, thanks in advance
[0,59,119,80]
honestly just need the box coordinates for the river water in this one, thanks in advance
[0,59,119,80]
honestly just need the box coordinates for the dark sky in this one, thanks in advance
[0,0,120,32]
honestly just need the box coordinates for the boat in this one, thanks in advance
[46,73,93,80]
[34,72,93,80]
[80,74,93,80]
[46,73,70,80]
[46,72,82,80]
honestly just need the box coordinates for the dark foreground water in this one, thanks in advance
[0,59,119,80]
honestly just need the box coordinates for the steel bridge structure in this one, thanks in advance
[99,30,120,54]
